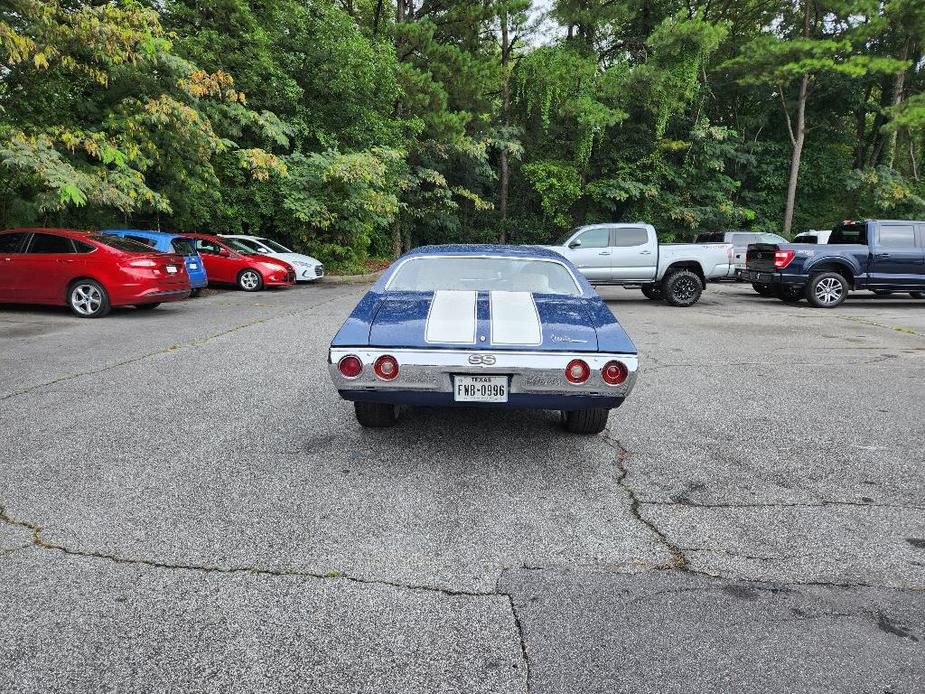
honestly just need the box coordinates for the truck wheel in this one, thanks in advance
[641,284,663,301]
[911,291,925,299]
[354,401,399,428]
[777,285,803,303]
[806,272,848,308]
[561,408,609,435]
[752,282,775,297]
[663,270,702,307]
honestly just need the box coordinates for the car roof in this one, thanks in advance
[180,232,223,240]
[102,229,184,240]
[402,244,568,261]
[1,227,93,237]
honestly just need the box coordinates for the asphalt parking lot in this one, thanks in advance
[1,281,923,693]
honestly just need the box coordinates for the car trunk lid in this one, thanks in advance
[368,291,599,351]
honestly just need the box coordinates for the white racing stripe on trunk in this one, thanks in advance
[490,291,542,345]
[425,290,477,344]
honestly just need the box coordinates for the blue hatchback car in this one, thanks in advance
[101,229,208,295]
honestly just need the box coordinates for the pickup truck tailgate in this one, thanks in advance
[746,244,779,272]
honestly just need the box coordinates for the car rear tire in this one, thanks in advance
[67,280,111,318]
[806,272,848,308]
[237,269,264,292]
[134,303,161,311]
[752,282,775,297]
[911,291,925,299]
[189,288,202,298]
[662,270,702,307]
[561,408,609,435]
[354,401,399,428]
[641,284,663,301]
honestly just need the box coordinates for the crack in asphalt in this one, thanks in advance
[835,314,925,338]
[641,499,925,511]
[501,589,532,693]
[0,503,492,596]
[0,290,353,402]
[0,503,533,688]
[601,432,688,571]
[596,433,925,592]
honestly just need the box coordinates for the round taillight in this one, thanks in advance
[338,355,363,379]
[601,360,628,386]
[373,355,399,381]
[565,359,590,384]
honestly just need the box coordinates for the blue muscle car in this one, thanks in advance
[328,245,639,434]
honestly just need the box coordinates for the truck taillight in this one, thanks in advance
[774,250,795,269]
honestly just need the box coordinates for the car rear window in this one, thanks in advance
[386,256,581,296]
[829,223,868,245]
[170,238,197,256]
[93,234,160,253]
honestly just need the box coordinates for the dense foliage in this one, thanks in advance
[2,0,923,270]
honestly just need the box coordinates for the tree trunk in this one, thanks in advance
[885,38,909,170]
[783,73,809,237]
[782,2,811,237]
[391,0,406,258]
[499,8,510,243]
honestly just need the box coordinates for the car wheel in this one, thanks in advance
[806,272,848,308]
[662,270,702,307]
[777,285,803,303]
[641,284,663,301]
[752,282,775,297]
[354,401,399,428]
[237,269,263,292]
[67,280,111,318]
[873,290,894,296]
[911,291,925,299]
[134,303,161,311]
[561,408,609,435]
[189,288,202,298]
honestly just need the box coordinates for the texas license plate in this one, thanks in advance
[166,265,178,274]
[454,375,508,402]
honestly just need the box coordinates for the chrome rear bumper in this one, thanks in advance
[328,348,639,399]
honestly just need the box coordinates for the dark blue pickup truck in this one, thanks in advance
[742,219,925,308]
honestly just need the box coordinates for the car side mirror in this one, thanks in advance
[568,240,582,249]
[218,248,230,256]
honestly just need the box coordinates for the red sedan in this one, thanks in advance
[182,233,295,291]
[0,228,190,318]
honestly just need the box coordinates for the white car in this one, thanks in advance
[220,235,324,282]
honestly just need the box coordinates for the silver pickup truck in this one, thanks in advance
[543,223,733,306]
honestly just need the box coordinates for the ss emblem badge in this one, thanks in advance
[468,354,497,366]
